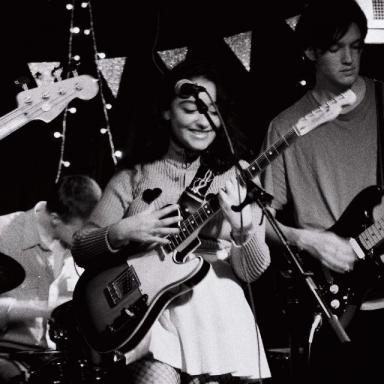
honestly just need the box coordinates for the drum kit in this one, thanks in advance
[0,252,124,383]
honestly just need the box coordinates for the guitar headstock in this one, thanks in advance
[16,75,99,123]
[295,89,357,136]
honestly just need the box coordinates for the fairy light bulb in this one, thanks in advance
[100,128,107,134]
[53,131,62,138]
[114,150,123,159]
[62,161,71,168]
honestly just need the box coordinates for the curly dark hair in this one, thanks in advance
[118,59,252,174]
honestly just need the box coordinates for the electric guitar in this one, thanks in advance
[0,75,99,141]
[73,89,357,353]
[310,185,384,328]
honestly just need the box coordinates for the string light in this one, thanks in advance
[55,0,75,182]
[87,0,117,164]
[53,131,62,138]
[56,0,118,183]
[114,150,123,159]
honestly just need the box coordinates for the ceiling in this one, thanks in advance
[1,1,308,60]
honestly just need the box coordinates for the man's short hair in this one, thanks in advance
[46,175,101,223]
[295,0,368,52]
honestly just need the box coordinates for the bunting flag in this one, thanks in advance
[157,46,188,70]
[97,57,126,98]
[286,15,301,31]
[28,61,63,86]
[223,31,252,71]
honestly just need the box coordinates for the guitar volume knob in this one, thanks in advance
[329,284,339,294]
[330,299,340,309]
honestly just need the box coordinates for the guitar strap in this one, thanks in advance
[375,80,384,187]
[178,162,216,205]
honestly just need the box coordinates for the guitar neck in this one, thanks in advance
[242,128,299,180]
[161,90,355,254]
[162,126,303,253]
[163,195,221,253]
[358,217,384,252]
[0,107,29,140]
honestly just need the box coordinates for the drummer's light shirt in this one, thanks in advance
[0,202,81,350]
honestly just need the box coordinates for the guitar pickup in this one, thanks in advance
[104,266,141,307]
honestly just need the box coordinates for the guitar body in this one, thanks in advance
[74,246,210,353]
[314,185,384,327]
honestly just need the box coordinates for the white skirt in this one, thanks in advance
[134,254,271,380]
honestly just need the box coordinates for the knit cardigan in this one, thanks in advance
[72,148,270,283]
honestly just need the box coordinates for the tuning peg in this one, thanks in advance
[14,76,30,91]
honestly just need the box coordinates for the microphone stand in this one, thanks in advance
[192,91,350,378]
[231,179,351,345]
[194,95,220,133]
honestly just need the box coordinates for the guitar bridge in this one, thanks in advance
[104,265,140,307]
[107,294,149,334]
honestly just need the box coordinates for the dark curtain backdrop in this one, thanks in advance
[0,0,384,366]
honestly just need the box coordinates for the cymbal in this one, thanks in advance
[0,253,25,294]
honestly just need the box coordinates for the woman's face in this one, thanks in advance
[165,76,220,152]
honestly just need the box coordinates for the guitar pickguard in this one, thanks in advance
[312,185,384,327]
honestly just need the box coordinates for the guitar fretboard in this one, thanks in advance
[243,129,298,180]
[358,217,384,251]
[161,91,353,255]
[163,196,221,253]
[162,128,302,254]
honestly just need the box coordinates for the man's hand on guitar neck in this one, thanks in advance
[108,204,182,249]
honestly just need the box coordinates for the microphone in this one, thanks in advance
[175,79,206,99]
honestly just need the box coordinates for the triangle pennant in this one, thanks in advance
[286,15,301,31]
[97,57,126,98]
[28,61,63,86]
[157,46,188,70]
[224,31,252,71]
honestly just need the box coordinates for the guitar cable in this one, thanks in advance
[307,312,322,362]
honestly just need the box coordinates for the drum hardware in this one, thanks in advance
[0,252,25,293]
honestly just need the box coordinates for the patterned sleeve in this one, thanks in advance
[72,169,139,268]
[229,202,271,283]
[227,165,271,283]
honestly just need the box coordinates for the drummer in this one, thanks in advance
[0,175,101,383]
